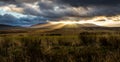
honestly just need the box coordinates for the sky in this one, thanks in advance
[0,0,120,27]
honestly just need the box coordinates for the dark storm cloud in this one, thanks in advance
[0,14,48,26]
[1,0,120,17]
[58,0,120,7]
[1,0,120,27]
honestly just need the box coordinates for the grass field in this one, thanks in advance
[0,27,120,62]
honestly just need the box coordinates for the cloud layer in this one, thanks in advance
[0,0,120,27]
[58,0,120,6]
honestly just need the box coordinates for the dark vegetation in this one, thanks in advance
[0,27,120,62]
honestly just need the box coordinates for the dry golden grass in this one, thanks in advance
[0,28,120,62]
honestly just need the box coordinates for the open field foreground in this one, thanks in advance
[0,28,120,62]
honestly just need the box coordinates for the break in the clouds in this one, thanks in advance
[0,0,120,26]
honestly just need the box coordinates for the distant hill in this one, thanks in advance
[31,23,101,29]
[31,23,64,29]
[0,24,24,30]
[64,23,100,28]
[1,23,120,34]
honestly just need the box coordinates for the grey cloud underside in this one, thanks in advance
[0,14,48,27]
[22,2,120,17]
[58,0,120,6]
[1,0,119,17]
[2,0,120,5]
[0,0,120,27]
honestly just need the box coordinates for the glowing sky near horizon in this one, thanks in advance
[48,16,120,27]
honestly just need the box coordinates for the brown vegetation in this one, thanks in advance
[0,29,119,62]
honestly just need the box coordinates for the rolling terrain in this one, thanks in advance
[0,23,120,62]
[0,23,120,34]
